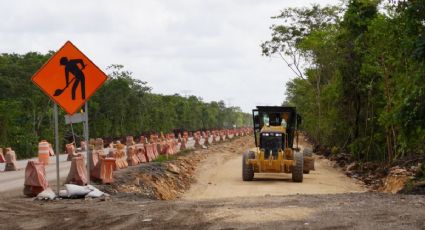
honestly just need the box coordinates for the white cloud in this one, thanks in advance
[0,0,339,112]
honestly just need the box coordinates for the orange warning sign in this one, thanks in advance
[32,41,107,115]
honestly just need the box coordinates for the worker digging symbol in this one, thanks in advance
[53,57,86,100]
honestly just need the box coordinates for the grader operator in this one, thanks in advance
[242,106,314,182]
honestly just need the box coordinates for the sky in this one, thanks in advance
[0,0,339,112]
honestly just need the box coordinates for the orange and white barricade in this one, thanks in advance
[126,136,135,146]
[204,134,210,146]
[0,148,5,163]
[90,150,102,180]
[211,132,217,143]
[180,138,187,150]
[157,141,166,155]
[80,141,86,152]
[38,140,50,165]
[112,144,128,169]
[5,148,18,171]
[66,143,76,161]
[139,136,147,144]
[135,144,147,163]
[144,144,156,162]
[65,155,88,185]
[194,135,202,148]
[152,143,159,159]
[23,161,48,197]
[100,158,116,184]
[219,132,224,142]
[127,146,139,166]
[95,138,104,150]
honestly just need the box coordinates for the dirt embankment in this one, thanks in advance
[98,136,252,200]
[313,141,425,194]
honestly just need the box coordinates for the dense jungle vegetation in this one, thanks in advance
[262,0,425,162]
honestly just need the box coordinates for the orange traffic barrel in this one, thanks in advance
[38,140,50,165]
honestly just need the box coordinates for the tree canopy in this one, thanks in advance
[0,55,251,158]
[263,0,425,162]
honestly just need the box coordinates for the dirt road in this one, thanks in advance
[184,143,365,200]
[1,136,425,230]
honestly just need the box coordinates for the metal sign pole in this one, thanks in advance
[53,103,60,195]
[85,102,90,184]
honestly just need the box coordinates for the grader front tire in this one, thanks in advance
[242,151,255,181]
[292,151,304,182]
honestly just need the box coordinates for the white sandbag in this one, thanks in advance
[36,188,56,200]
[85,185,108,198]
[86,185,97,191]
[65,184,92,196]
[59,189,69,198]
[86,189,104,198]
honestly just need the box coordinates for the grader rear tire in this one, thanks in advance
[242,151,255,181]
[292,151,303,182]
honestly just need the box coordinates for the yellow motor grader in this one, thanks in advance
[242,106,314,182]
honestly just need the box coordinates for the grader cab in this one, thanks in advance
[242,106,314,182]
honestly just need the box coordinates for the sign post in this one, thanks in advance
[85,103,90,184]
[32,41,107,194]
[54,104,60,194]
